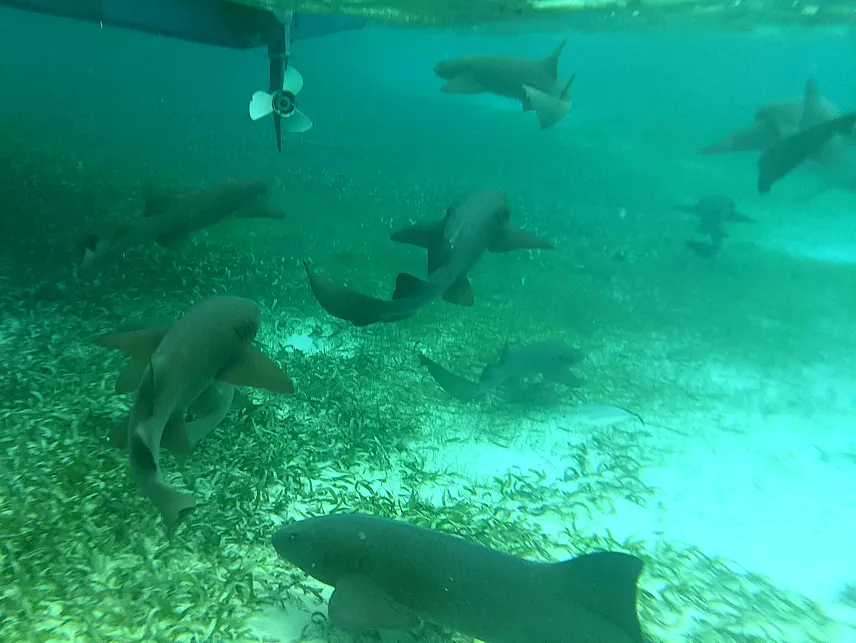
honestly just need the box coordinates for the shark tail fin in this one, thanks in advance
[543,38,567,78]
[522,85,571,131]
[304,261,402,326]
[146,479,196,535]
[551,552,645,643]
[420,353,486,401]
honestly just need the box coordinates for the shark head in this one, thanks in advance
[433,59,464,80]
[556,346,584,366]
[273,515,365,586]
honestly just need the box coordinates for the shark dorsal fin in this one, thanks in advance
[554,552,644,642]
[799,78,829,131]
[143,186,180,217]
[543,38,567,79]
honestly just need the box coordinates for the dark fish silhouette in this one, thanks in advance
[679,195,754,232]
[434,40,575,130]
[305,189,552,326]
[679,194,754,258]
[272,513,646,643]
[419,341,583,401]
[759,110,856,194]
[94,296,294,532]
[80,178,284,275]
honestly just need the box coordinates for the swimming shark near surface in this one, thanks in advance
[80,178,284,275]
[701,79,856,192]
[419,341,584,401]
[433,39,575,130]
[272,513,647,643]
[304,189,553,326]
[94,295,294,532]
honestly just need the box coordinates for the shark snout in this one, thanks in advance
[433,61,455,79]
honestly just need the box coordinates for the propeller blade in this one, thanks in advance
[282,109,313,134]
[282,67,304,95]
[249,91,274,121]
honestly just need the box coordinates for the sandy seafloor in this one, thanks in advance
[2,16,856,643]
[250,303,856,642]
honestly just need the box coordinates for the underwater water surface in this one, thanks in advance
[1,6,855,643]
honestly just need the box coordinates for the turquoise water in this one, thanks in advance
[1,7,855,643]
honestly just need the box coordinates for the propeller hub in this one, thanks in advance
[272,90,297,118]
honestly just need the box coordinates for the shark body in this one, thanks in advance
[701,80,856,192]
[419,341,583,401]
[80,178,284,275]
[434,40,575,130]
[305,189,552,326]
[94,295,294,531]
[272,513,646,643]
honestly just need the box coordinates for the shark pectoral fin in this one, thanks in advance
[143,186,180,217]
[160,413,192,456]
[390,219,444,248]
[184,384,235,451]
[115,357,149,394]
[392,273,428,300]
[522,94,534,112]
[440,74,486,95]
[218,346,295,395]
[546,368,584,389]
[304,262,395,327]
[490,226,554,253]
[328,574,420,633]
[94,326,172,359]
[554,552,645,643]
[442,276,474,307]
[523,85,570,130]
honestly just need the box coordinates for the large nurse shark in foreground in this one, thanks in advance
[273,513,647,643]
